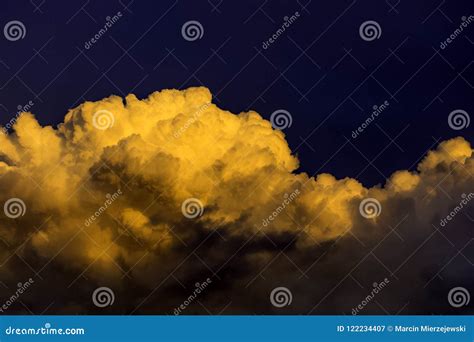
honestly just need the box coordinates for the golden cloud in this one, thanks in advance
[0,87,472,313]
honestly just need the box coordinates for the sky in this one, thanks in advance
[0,0,472,315]
[1,0,472,186]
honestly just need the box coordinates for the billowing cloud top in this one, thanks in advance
[0,87,472,314]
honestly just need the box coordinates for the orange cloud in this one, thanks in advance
[0,87,472,313]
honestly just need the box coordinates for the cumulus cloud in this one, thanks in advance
[0,87,472,314]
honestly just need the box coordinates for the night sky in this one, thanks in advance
[0,0,473,315]
[2,0,472,186]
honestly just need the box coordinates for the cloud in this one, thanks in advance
[0,87,472,314]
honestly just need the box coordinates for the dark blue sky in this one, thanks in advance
[1,0,473,186]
